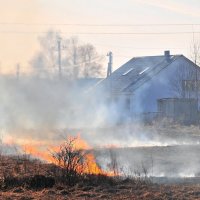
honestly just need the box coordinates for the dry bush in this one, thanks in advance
[51,137,86,185]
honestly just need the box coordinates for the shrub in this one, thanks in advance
[51,137,86,185]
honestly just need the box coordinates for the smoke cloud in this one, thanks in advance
[1,73,200,180]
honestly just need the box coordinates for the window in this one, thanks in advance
[139,67,149,75]
[122,68,134,76]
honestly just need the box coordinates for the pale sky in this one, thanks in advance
[1,0,200,74]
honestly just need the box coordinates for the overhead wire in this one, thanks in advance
[0,23,200,27]
[0,31,200,35]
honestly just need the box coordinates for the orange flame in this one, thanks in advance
[22,144,55,163]
[22,134,117,176]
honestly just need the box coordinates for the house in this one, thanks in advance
[95,51,200,124]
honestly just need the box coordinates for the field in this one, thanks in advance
[1,124,200,199]
[1,153,200,200]
[95,144,200,178]
[2,180,200,200]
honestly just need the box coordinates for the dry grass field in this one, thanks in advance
[1,124,200,199]
[1,154,200,200]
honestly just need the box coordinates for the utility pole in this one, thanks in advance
[57,36,62,80]
[73,47,78,79]
[107,51,113,78]
[16,63,20,80]
[106,51,113,97]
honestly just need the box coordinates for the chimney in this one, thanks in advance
[164,50,170,62]
[107,51,113,77]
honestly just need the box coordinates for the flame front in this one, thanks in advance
[22,134,115,176]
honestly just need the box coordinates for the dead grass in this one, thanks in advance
[1,155,200,199]
[2,183,200,199]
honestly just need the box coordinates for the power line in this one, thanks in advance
[67,32,200,35]
[0,31,200,35]
[93,44,187,49]
[0,23,200,27]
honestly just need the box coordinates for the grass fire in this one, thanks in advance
[21,135,114,176]
[2,1,200,198]
[2,126,200,199]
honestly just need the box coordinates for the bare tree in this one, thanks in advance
[68,37,79,79]
[51,137,86,184]
[78,44,104,78]
[171,63,197,98]
[169,38,200,99]
[190,37,200,65]
[67,38,105,78]
[30,31,105,79]
[30,31,60,77]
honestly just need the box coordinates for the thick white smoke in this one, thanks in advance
[1,74,200,179]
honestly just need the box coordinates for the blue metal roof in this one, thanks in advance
[97,54,182,94]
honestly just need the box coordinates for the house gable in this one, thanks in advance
[129,55,200,114]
